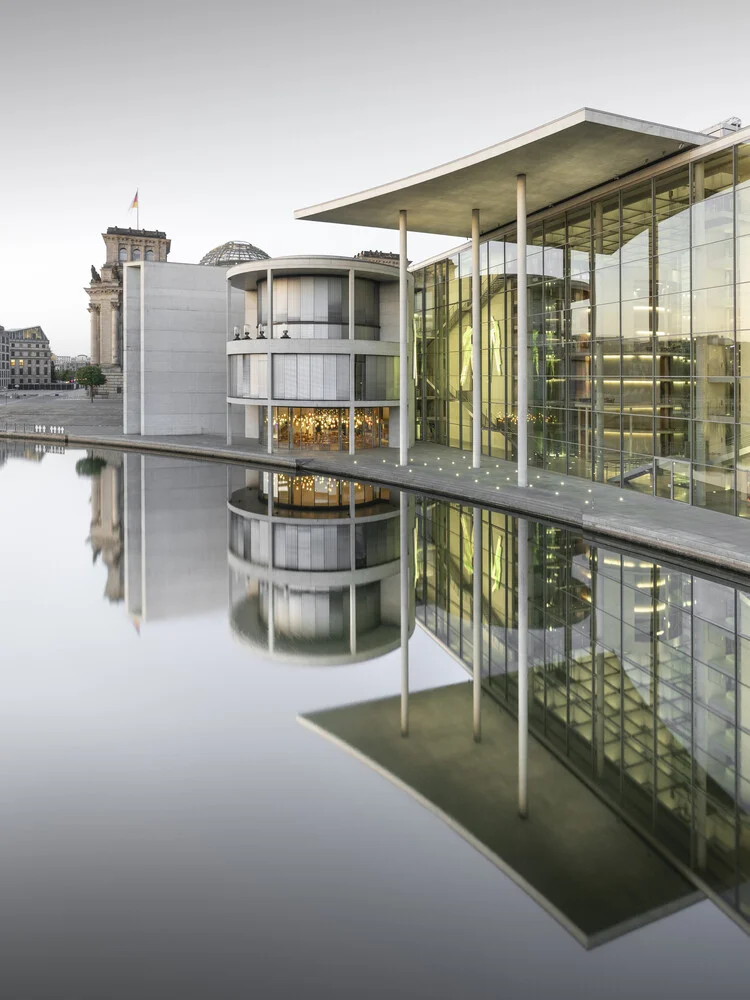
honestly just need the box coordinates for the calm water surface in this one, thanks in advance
[0,444,748,999]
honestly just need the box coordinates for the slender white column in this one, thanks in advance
[471,209,481,469]
[472,505,482,742]
[518,517,529,817]
[400,490,409,735]
[266,268,273,455]
[349,267,356,454]
[225,277,232,446]
[516,175,528,487]
[399,210,409,466]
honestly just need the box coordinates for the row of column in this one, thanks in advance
[88,302,121,366]
[397,174,528,484]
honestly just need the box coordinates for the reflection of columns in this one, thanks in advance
[400,490,409,736]
[267,268,274,455]
[517,175,528,487]
[89,305,100,365]
[227,403,233,446]
[349,268,356,455]
[472,209,481,469]
[111,303,120,366]
[472,506,482,742]
[518,517,529,817]
[592,555,605,778]
[91,471,102,523]
[349,487,357,654]
[267,487,275,652]
[399,210,409,466]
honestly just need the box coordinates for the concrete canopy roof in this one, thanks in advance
[294,108,710,237]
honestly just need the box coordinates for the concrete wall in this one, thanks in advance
[123,265,143,434]
[124,262,243,436]
[379,282,399,342]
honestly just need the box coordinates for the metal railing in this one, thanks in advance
[0,422,67,437]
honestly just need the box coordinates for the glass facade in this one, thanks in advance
[261,406,390,450]
[413,139,750,517]
[415,498,750,924]
[258,276,380,340]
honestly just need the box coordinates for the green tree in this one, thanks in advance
[75,364,107,401]
[56,368,74,383]
[75,455,108,477]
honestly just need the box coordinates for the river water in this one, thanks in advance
[0,444,748,998]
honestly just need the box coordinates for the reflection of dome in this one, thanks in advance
[199,240,270,267]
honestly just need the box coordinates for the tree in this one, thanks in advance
[75,364,107,401]
[75,455,108,477]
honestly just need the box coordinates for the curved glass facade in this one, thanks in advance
[261,406,389,450]
[258,276,380,339]
[413,139,750,517]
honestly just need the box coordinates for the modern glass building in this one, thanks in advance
[296,109,750,518]
[226,257,410,454]
[412,137,750,515]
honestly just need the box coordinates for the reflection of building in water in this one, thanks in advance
[88,453,124,603]
[415,498,750,933]
[228,471,414,664]
[302,684,698,948]
[0,440,50,464]
[124,454,227,624]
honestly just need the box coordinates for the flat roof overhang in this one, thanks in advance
[227,255,399,292]
[294,108,710,237]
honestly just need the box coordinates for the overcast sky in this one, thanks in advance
[2,0,749,355]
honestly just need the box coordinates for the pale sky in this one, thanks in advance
[2,0,749,355]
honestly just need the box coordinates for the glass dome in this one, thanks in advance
[199,240,270,267]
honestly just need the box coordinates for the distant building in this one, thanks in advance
[86,227,171,396]
[5,326,52,388]
[0,327,8,391]
[353,250,402,267]
[53,353,90,373]
[199,240,270,267]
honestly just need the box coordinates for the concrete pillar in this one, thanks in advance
[89,305,100,365]
[517,175,528,487]
[400,490,409,735]
[472,209,481,469]
[473,505,482,742]
[518,517,529,817]
[349,268,356,454]
[267,267,274,455]
[399,210,409,467]
[593,202,605,482]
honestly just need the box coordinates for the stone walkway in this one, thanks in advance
[3,393,750,577]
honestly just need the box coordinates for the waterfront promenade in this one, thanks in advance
[3,390,750,578]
